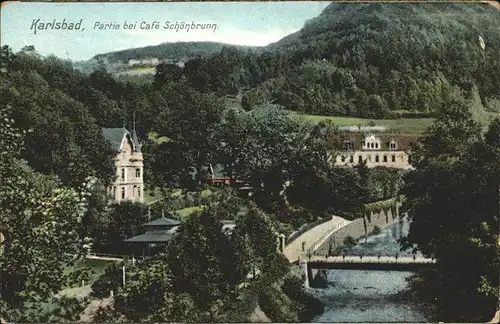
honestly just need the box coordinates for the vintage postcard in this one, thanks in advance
[1,1,499,323]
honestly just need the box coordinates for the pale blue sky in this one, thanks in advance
[1,1,330,61]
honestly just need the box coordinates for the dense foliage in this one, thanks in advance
[400,100,500,321]
[1,46,116,188]
[86,200,150,254]
[138,3,500,118]
[70,3,500,121]
[2,3,498,322]
[91,204,322,322]
[0,105,93,322]
[93,41,258,64]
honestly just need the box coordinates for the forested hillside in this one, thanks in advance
[2,2,499,189]
[77,2,499,119]
[93,41,259,63]
[1,3,499,322]
[160,2,499,118]
[1,45,388,217]
[258,2,500,117]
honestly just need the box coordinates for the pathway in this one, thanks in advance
[79,297,115,322]
[283,215,351,263]
[87,253,124,261]
[249,304,271,323]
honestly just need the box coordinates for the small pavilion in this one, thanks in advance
[125,211,181,255]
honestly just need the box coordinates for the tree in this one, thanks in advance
[149,83,224,189]
[166,209,247,320]
[153,63,183,89]
[0,105,94,322]
[400,94,499,321]
[2,54,117,189]
[0,45,15,74]
[213,105,333,212]
[87,201,150,254]
[116,258,176,322]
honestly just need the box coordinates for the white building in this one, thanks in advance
[332,133,414,169]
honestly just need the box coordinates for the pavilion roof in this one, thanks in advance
[124,230,174,243]
[143,217,181,227]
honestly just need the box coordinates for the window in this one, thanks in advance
[121,168,125,180]
[350,156,354,163]
[383,155,387,162]
[361,141,365,148]
[375,155,379,162]
[136,168,141,178]
[370,142,374,149]
[358,155,363,163]
[375,143,379,149]
[137,187,141,197]
[341,156,346,162]
[392,155,396,162]
[121,187,125,199]
[133,185,137,197]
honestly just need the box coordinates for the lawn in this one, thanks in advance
[298,114,435,134]
[62,259,116,289]
[148,131,172,144]
[223,97,435,133]
[27,259,117,316]
[225,96,243,110]
[144,187,164,204]
[175,206,204,220]
[114,67,155,76]
[145,187,211,205]
[470,103,498,132]
[224,95,497,133]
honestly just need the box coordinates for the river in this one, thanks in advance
[311,219,430,323]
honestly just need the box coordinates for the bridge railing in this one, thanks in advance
[308,254,436,264]
[299,220,351,261]
[311,220,351,253]
[286,216,334,247]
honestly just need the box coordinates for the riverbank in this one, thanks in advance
[313,207,402,256]
[310,219,431,323]
[397,270,500,323]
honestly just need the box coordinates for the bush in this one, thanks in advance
[282,276,325,322]
[257,283,297,322]
[91,262,123,299]
[372,225,381,235]
[343,235,357,248]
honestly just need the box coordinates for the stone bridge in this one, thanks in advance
[301,255,435,288]
[283,215,352,263]
[283,198,406,265]
[302,200,404,260]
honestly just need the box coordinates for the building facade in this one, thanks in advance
[332,133,414,169]
[102,127,144,203]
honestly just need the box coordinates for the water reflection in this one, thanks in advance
[312,219,429,323]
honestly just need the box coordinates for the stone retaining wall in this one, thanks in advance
[313,203,402,256]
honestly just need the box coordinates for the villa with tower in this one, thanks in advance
[102,124,144,203]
